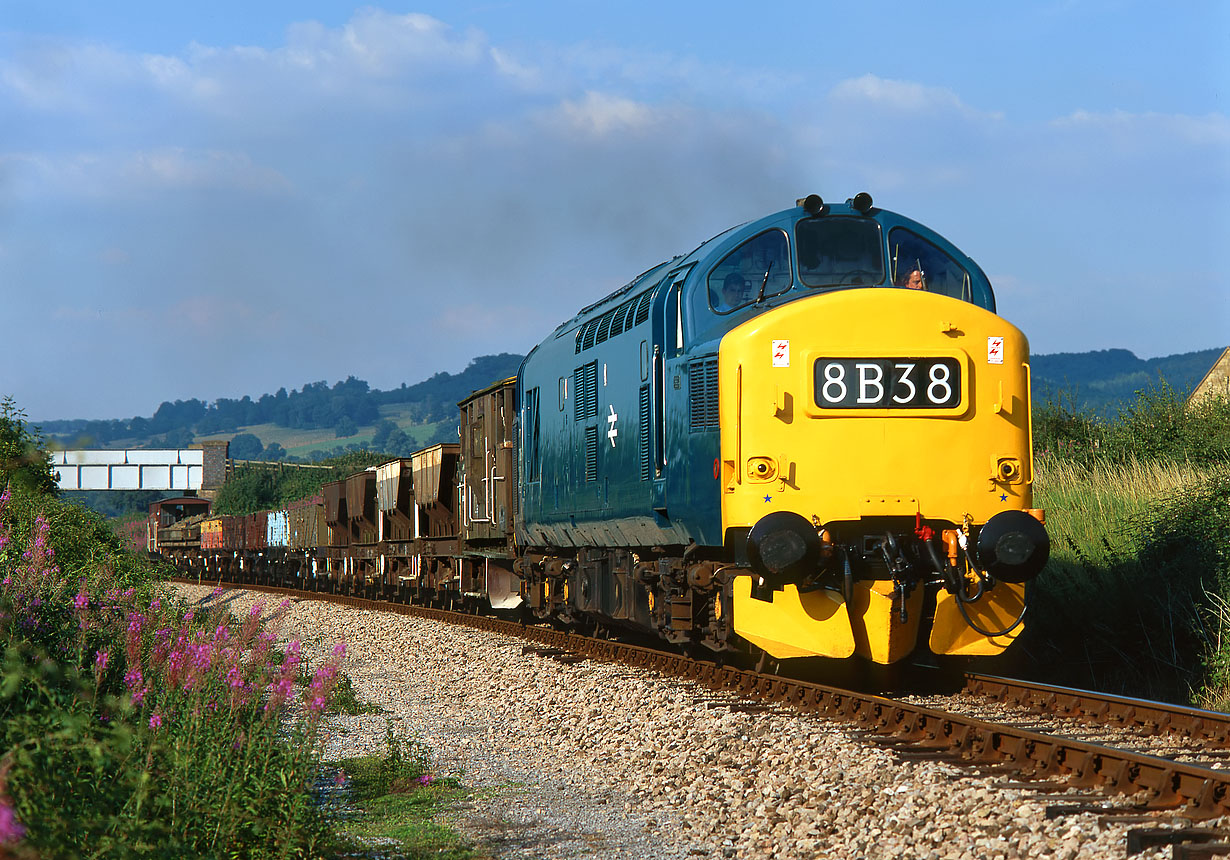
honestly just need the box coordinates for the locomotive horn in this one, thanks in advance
[975,510,1050,583]
[799,194,825,216]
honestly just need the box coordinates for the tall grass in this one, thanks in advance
[1035,455,1214,550]
[1019,448,1230,704]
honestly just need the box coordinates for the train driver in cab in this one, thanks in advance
[714,272,750,312]
[900,267,927,290]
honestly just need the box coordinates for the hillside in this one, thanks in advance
[1031,347,1224,415]
[42,353,524,460]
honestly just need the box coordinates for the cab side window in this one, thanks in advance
[707,230,791,314]
[888,228,974,301]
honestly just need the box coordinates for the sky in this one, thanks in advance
[1,1,1227,421]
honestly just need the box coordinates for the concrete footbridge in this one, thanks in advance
[50,441,229,492]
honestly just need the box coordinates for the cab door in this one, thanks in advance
[654,264,695,523]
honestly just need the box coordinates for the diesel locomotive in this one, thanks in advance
[160,193,1050,668]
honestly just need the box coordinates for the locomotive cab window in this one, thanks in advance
[706,230,791,315]
[888,228,992,309]
[796,217,884,288]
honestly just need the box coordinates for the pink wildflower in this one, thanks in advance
[331,642,347,659]
[0,797,24,844]
[125,612,146,664]
[149,713,162,730]
[124,666,144,692]
[166,647,186,688]
[73,592,89,611]
[94,650,109,672]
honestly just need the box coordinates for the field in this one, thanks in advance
[198,405,455,459]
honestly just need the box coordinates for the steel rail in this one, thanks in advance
[171,576,1230,819]
[963,673,1230,747]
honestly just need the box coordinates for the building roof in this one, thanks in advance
[1187,346,1230,405]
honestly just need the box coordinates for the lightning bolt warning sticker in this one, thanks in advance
[772,339,790,368]
[987,336,1004,365]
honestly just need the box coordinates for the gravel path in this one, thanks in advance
[173,584,1215,860]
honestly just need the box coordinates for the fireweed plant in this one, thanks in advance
[0,489,350,858]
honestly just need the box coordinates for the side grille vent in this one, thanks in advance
[639,384,651,481]
[584,426,598,482]
[574,362,598,421]
[688,358,720,432]
[574,289,655,354]
[634,291,653,325]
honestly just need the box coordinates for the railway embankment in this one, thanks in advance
[177,582,1206,860]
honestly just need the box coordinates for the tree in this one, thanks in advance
[334,417,357,439]
[384,429,413,456]
[371,419,397,450]
[261,442,287,461]
[230,433,264,460]
[162,427,195,448]
[0,396,57,495]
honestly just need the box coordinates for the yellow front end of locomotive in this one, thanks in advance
[720,288,1035,663]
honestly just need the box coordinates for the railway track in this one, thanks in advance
[171,575,1230,854]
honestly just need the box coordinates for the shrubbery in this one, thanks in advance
[211,451,390,516]
[1025,384,1230,705]
[1033,381,1230,466]
[0,399,359,857]
[0,493,354,857]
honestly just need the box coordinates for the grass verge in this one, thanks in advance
[1019,456,1230,704]
[325,722,482,860]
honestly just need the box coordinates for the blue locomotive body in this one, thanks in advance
[516,196,997,555]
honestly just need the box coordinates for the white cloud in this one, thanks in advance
[489,46,541,88]
[120,149,292,193]
[1052,108,1230,147]
[1,149,291,199]
[829,73,1001,120]
[554,91,659,137]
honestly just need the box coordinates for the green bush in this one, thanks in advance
[212,452,390,516]
[0,397,56,496]
[0,394,355,857]
[1033,383,1230,467]
[0,498,348,857]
